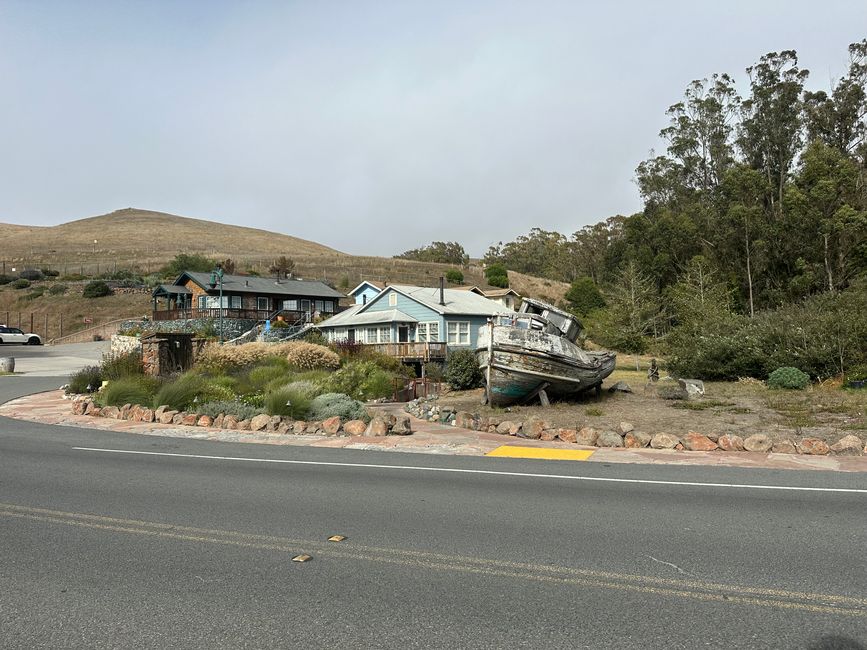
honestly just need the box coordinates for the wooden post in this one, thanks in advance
[44,314,49,340]
[30,312,34,334]
[60,313,64,339]
[485,319,494,406]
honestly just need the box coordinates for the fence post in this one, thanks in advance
[44,314,49,340]
[60,313,64,339]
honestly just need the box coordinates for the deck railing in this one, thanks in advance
[151,308,312,322]
[364,342,448,361]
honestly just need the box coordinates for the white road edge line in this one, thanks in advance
[71,447,867,494]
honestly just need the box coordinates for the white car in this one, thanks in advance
[0,325,42,345]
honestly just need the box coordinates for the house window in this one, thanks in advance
[417,322,440,342]
[283,299,298,311]
[229,295,241,308]
[323,300,335,313]
[379,326,391,343]
[315,300,324,312]
[447,321,470,345]
[198,296,207,309]
[388,292,397,307]
[257,297,270,311]
[366,327,378,343]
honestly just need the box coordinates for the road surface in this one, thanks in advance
[1,377,865,649]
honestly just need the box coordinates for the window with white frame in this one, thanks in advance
[379,326,391,343]
[323,300,335,312]
[283,299,298,311]
[388,292,397,307]
[199,295,235,308]
[417,322,440,342]
[315,300,324,312]
[229,295,241,308]
[257,297,270,311]
[366,327,378,343]
[447,321,471,345]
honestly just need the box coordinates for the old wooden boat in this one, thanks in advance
[475,299,616,406]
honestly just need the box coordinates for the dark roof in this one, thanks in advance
[152,284,192,297]
[179,271,345,299]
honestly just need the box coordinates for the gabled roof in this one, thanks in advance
[367,284,514,316]
[318,306,418,328]
[152,284,192,297]
[482,288,521,298]
[348,280,382,296]
[452,285,485,295]
[178,271,345,299]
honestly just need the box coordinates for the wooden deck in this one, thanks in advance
[365,342,447,361]
[151,308,309,322]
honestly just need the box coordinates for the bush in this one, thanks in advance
[247,360,291,391]
[322,361,396,401]
[564,277,606,316]
[48,283,68,295]
[307,393,368,421]
[197,341,298,371]
[66,365,103,394]
[40,269,60,278]
[264,384,313,419]
[98,376,161,407]
[18,269,43,281]
[445,269,464,284]
[270,319,289,329]
[197,400,264,420]
[285,341,341,370]
[23,288,45,300]
[0,274,12,285]
[82,280,113,298]
[101,351,143,380]
[444,349,483,390]
[767,367,810,390]
[11,278,31,290]
[485,262,509,288]
[151,374,229,410]
[423,362,444,382]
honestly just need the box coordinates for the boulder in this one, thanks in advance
[213,414,224,428]
[496,421,515,435]
[154,405,168,420]
[344,420,367,436]
[539,429,557,442]
[520,417,550,440]
[678,378,705,399]
[366,417,388,437]
[771,439,797,454]
[575,427,599,446]
[197,415,213,427]
[650,433,680,449]
[222,415,238,430]
[322,416,342,435]
[717,434,745,452]
[624,431,651,448]
[120,404,132,420]
[391,415,412,435]
[454,411,477,430]
[72,399,86,415]
[705,432,720,443]
[84,401,98,416]
[140,408,154,423]
[682,431,718,452]
[128,404,143,421]
[249,413,271,432]
[507,421,522,436]
[596,431,624,447]
[618,422,635,435]
[743,434,773,453]
[159,410,178,424]
[171,413,185,425]
[608,381,632,393]
[181,413,198,426]
[305,421,321,434]
[829,435,864,456]
[276,422,291,434]
[557,428,578,444]
[236,419,251,431]
[293,420,307,434]
[267,415,283,432]
[101,406,120,419]
[797,437,830,455]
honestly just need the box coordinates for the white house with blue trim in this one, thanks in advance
[317,282,514,353]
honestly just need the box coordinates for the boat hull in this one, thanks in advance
[476,325,616,406]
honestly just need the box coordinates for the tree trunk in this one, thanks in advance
[745,233,755,318]
[824,233,833,292]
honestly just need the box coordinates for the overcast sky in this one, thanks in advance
[1,1,864,256]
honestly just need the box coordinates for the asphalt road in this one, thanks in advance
[1,377,865,649]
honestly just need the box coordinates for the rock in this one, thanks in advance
[575,427,599,446]
[275,422,291,434]
[197,415,213,427]
[650,433,680,449]
[391,415,412,435]
[101,406,120,419]
[293,420,307,434]
[454,411,477,430]
[236,419,251,431]
[618,422,635,434]
[655,385,688,400]
[797,437,830,455]
[829,435,864,456]
[120,404,132,420]
[608,381,632,393]
[180,413,197,426]
[159,410,178,424]
[557,428,578,444]
[596,431,624,447]
[674,442,685,450]
[140,408,154,423]
[682,431,718,452]
[128,405,143,421]
[678,378,705,399]
[344,420,367,436]
[305,421,321,434]
[771,439,797,454]
[539,429,557,441]
[322,416,342,435]
[366,417,388,437]
[705,432,720,443]
[743,434,773,453]
[520,417,550,440]
[154,405,168,420]
[382,413,397,427]
[250,413,271,431]
[717,434,745,452]
[267,415,283,432]
[222,415,238,430]
[71,399,85,415]
[171,413,185,425]
[84,401,98,416]
[213,414,224,428]
[496,421,515,435]
[624,431,651,448]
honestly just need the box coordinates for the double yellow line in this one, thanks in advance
[2,502,865,618]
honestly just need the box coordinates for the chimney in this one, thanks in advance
[439,276,445,306]
[245,280,249,287]
[363,294,367,304]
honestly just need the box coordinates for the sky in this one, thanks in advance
[1,1,865,257]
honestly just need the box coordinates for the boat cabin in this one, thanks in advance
[518,297,583,342]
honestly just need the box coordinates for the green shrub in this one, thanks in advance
[485,262,509,288]
[264,384,313,419]
[151,374,229,410]
[196,400,264,420]
[22,288,45,300]
[100,351,143,380]
[322,361,396,401]
[0,274,12,285]
[846,365,867,382]
[98,376,161,407]
[82,280,113,298]
[18,269,43,281]
[445,269,464,284]
[66,365,103,394]
[423,362,444,382]
[48,283,68,295]
[564,277,606,316]
[247,361,291,391]
[445,349,483,390]
[270,319,289,329]
[40,269,60,278]
[767,367,810,390]
[11,278,31,290]
[307,393,368,421]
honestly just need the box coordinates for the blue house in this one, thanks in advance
[317,282,514,362]
[348,280,382,305]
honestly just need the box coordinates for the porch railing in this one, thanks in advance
[364,342,448,361]
[151,308,312,322]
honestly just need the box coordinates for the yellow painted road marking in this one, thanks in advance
[1,503,865,617]
[487,445,595,461]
